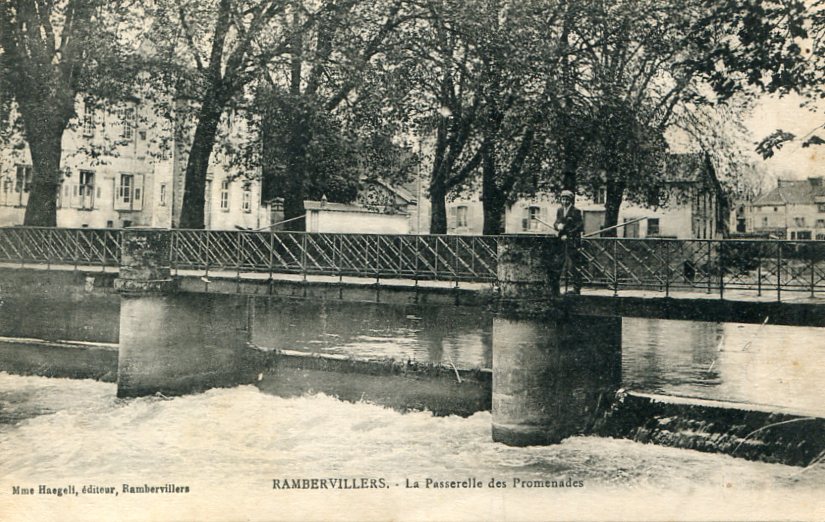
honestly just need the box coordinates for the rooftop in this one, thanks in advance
[753,177,825,206]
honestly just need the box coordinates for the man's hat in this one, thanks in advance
[560,190,574,198]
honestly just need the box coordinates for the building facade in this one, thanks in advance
[0,97,262,231]
[748,177,825,240]
[303,179,419,234]
[442,153,726,239]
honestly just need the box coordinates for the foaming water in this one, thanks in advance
[1,373,823,521]
[2,372,824,487]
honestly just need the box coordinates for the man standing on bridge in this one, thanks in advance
[554,190,584,295]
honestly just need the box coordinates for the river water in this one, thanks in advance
[1,292,824,520]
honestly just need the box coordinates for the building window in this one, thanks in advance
[818,203,825,213]
[159,183,167,206]
[220,180,230,211]
[594,187,607,205]
[15,164,33,194]
[82,99,95,137]
[115,173,143,211]
[762,216,769,227]
[522,206,542,231]
[624,218,640,238]
[794,217,806,227]
[2,176,12,206]
[774,207,778,212]
[797,231,812,240]
[647,218,660,237]
[455,205,468,227]
[119,106,135,140]
[120,174,133,204]
[816,219,825,228]
[78,170,94,209]
[242,184,252,213]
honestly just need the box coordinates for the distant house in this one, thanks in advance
[748,177,825,240]
[303,179,419,234]
[443,153,727,239]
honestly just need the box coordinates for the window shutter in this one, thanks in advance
[134,174,144,210]
[449,206,457,228]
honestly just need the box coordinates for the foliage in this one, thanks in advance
[0,0,146,225]
[260,90,417,207]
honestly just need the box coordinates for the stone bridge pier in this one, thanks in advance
[492,236,622,446]
[114,228,258,398]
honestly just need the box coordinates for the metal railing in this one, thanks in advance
[169,230,499,282]
[577,237,825,298]
[1,227,824,299]
[0,227,499,283]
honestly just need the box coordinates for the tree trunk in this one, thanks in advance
[16,94,71,227]
[602,179,625,237]
[481,141,506,235]
[428,123,450,235]
[178,93,223,229]
[429,166,448,234]
[281,130,307,231]
[22,127,63,227]
[562,155,577,192]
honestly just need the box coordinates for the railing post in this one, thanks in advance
[375,235,380,285]
[100,231,106,272]
[706,241,712,294]
[664,240,670,297]
[204,229,210,283]
[46,230,52,271]
[168,230,175,276]
[335,235,342,297]
[236,231,242,290]
[414,236,420,292]
[810,243,816,298]
[301,233,307,282]
[453,235,459,290]
[719,240,724,300]
[612,239,618,297]
[398,236,403,278]
[436,235,441,280]
[268,231,274,291]
[74,229,79,272]
[757,244,762,297]
[776,241,782,302]
[471,236,477,277]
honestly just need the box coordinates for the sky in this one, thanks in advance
[746,93,825,181]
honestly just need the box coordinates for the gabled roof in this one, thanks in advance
[753,178,825,206]
[367,178,417,204]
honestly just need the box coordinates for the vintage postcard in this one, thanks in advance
[1,0,824,520]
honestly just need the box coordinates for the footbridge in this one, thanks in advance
[1,227,824,326]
